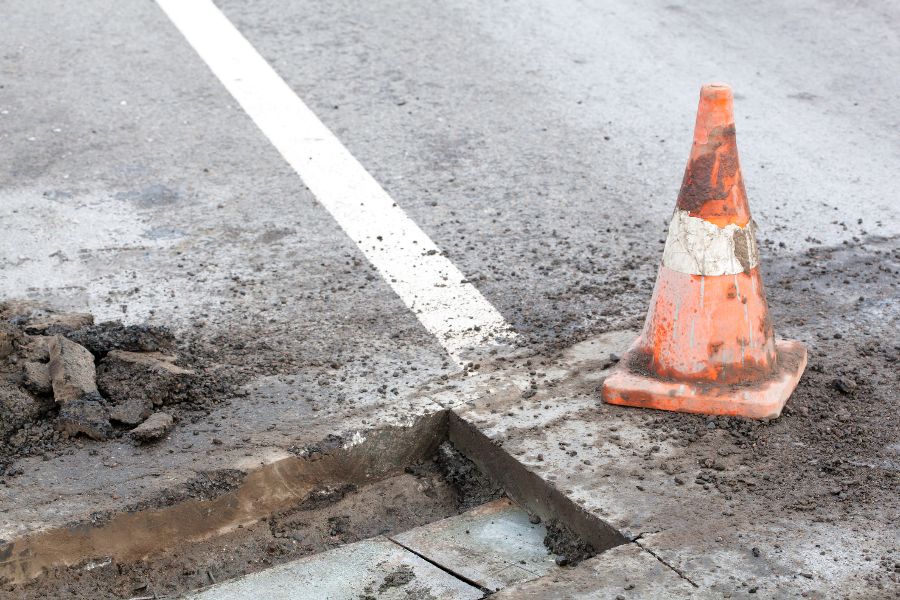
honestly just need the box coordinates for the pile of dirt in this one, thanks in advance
[543,520,596,567]
[0,301,234,475]
[433,440,505,509]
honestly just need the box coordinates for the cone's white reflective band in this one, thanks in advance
[661,210,760,276]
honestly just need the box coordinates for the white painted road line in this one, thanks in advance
[155,0,514,364]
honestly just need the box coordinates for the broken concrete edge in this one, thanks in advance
[0,405,617,589]
[48,335,98,403]
[491,541,699,598]
[0,411,450,584]
[447,411,626,554]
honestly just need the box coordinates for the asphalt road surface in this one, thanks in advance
[3,0,898,372]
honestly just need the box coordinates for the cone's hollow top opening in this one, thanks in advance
[694,83,735,139]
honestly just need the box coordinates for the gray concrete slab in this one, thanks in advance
[186,536,483,600]
[491,542,697,599]
[392,498,556,593]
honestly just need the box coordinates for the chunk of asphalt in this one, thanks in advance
[0,383,54,439]
[56,393,112,441]
[130,412,174,444]
[67,322,175,357]
[48,335,97,403]
[22,361,52,396]
[23,311,94,336]
[98,350,195,418]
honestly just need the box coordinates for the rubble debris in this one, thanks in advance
[543,520,595,567]
[98,351,196,422]
[67,322,175,357]
[434,441,504,509]
[130,412,174,444]
[48,336,97,403]
[56,393,112,441]
[0,302,230,463]
[23,312,94,336]
[22,361,52,395]
[1,384,53,440]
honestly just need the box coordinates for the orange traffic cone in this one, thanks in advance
[602,83,807,419]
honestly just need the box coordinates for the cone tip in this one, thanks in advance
[695,83,735,133]
[701,82,732,94]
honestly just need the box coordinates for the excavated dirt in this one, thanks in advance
[543,520,596,567]
[0,302,238,476]
[3,441,509,599]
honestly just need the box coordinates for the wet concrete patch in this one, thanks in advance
[187,537,483,600]
[391,498,556,592]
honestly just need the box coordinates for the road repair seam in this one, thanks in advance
[633,538,699,588]
[155,0,513,365]
[386,535,492,595]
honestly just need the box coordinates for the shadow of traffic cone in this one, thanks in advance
[601,83,807,419]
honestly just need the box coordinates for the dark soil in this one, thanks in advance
[0,302,238,476]
[433,440,505,509]
[543,520,596,567]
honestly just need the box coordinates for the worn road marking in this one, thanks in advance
[155,0,513,363]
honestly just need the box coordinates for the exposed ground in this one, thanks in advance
[3,441,510,599]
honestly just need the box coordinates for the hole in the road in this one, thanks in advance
[0,411,624,598]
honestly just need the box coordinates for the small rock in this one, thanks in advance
[554,555,569,567]
[521,388,537,399]
[529,514,542,524]
[56,394,112,441]
[22,361,52,395]
[833,377,857,395]
[130,412,174,444]
[109,396,153,426]
[752,547,761,557]
[48,336,97,403]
